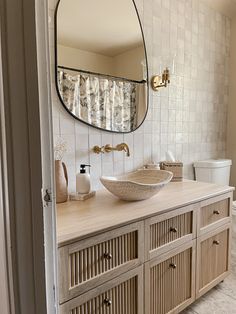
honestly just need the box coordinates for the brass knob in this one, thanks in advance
[104,298,112,306]
[170,227,178,233]
[213,240,220,245]
[213,210,220,215]
[169,263,177,269]
[104,253,112,260]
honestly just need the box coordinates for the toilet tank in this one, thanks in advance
[193,159,232,185]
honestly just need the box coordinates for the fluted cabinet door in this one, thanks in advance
[59,222,144,303]
[196,223,231,298]
[145,242,196,314]
[59,266,143,314]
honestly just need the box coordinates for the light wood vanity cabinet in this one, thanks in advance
[57,182,233,314]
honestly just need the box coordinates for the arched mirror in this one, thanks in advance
[55,0,148,133]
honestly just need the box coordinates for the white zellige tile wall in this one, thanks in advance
[48,0,231,192]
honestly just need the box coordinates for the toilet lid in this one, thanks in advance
[194,159,232,168]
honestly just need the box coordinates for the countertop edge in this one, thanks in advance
[57,186,234,248]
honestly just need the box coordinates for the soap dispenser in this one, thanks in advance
[76,164,91,194]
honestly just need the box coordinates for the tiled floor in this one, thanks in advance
[182,254,236,314]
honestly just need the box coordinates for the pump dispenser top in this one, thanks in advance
[80,164,91,174]
[76,164,91,194]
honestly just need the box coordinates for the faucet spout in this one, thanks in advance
[116,143,130,157]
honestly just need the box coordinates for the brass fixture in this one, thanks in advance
[104,143,130,157]
[93,145,104,154]
[93,143,130,157]
[151,67,170,91]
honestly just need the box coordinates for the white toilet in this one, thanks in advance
[194,159,236,256]
[193,159,232,185]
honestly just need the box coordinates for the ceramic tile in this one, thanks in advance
[181,308,198,314]
[181,258,236,314]
[60,114,75,135]
[101,162,114,177]
[52,116,60,135]
[215,272,236,301]
[76,134,89,150]
[190,287,236,314]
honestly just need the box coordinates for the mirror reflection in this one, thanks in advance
[56,0,148,133]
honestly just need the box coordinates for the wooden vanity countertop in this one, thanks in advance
[56,180,234,247]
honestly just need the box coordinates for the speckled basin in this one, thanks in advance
[100,169,173,201]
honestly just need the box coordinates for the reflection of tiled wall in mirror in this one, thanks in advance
[48,0,230,192]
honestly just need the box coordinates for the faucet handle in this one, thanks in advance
[93,145,104,154]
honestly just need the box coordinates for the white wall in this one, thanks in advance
[113,46,145,80]
[58,45,114,75]
[49,0,230,192]
[58,44,145,81]
[227,18,236,193]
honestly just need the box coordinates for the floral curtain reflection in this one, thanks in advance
[58,70,146,132]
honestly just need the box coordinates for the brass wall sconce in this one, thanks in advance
[151,67,170,91]
[93,143,130,157]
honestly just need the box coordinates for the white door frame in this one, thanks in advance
[35,0,58,312]
[0,0,57,313]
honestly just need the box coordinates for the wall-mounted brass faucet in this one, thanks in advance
[93,143,130,157]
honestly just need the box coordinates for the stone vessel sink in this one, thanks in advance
[100,169,173,201]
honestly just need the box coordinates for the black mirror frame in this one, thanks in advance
[54,0,149,134]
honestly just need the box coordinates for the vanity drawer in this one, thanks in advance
[58,222,144,303]
[199,194,231,235]
[145,241,196,314]
[145,204,197,260]
[59,266,143,314]
[196,224,231,298]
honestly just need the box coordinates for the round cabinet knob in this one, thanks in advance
[213,240,220,245]
[104,253,112,260]
[104,298,112,306]
[213,210,220,215]
[170,227,178,233]
[169,263,177,269]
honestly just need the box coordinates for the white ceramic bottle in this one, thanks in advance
[76,164,91,194]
